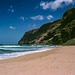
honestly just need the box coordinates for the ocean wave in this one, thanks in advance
[0,45,22,48]
[0,45,52,48]
[0,47,53,60]
[0,48,37,54]
[0,45,58,60]
[0,47,36,51]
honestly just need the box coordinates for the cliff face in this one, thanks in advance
[18,8,75,45]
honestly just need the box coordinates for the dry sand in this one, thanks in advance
[0,46,75,75]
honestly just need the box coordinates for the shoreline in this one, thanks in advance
[0,47,56,62]
[0,46,75,75]
[0,47,54,60]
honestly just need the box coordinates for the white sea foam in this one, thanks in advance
[0,47,53,60]
[0,45,18,47]
[0,45,61,60]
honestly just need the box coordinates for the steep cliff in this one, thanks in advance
[18,8,75,45]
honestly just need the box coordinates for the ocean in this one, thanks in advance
[0,44,58,60]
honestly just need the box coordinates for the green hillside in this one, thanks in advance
[18,8,75,45]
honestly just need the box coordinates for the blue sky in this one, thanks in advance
[0,0,75,44]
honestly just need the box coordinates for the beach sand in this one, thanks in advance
[0,46,75,75]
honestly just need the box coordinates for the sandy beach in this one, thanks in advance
[0,46,75,75]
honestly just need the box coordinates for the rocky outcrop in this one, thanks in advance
[18,8,75,45]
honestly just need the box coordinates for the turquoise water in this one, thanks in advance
[0,44,57,60]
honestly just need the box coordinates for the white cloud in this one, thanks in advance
[47,15,54,20]
[30,15,54,20]
[33,24,36,28]
[40,0,74,10]
[27,24,36,29]
[8,9,14,12]
[11,9,14,12]
[30,15,44,20]
[20,17,25,20]
[40,1,50,10]
[9,26,15,29]
[8,5,14,13]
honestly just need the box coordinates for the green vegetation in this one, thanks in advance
[18,8,75,45]
[64,38,75,45]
